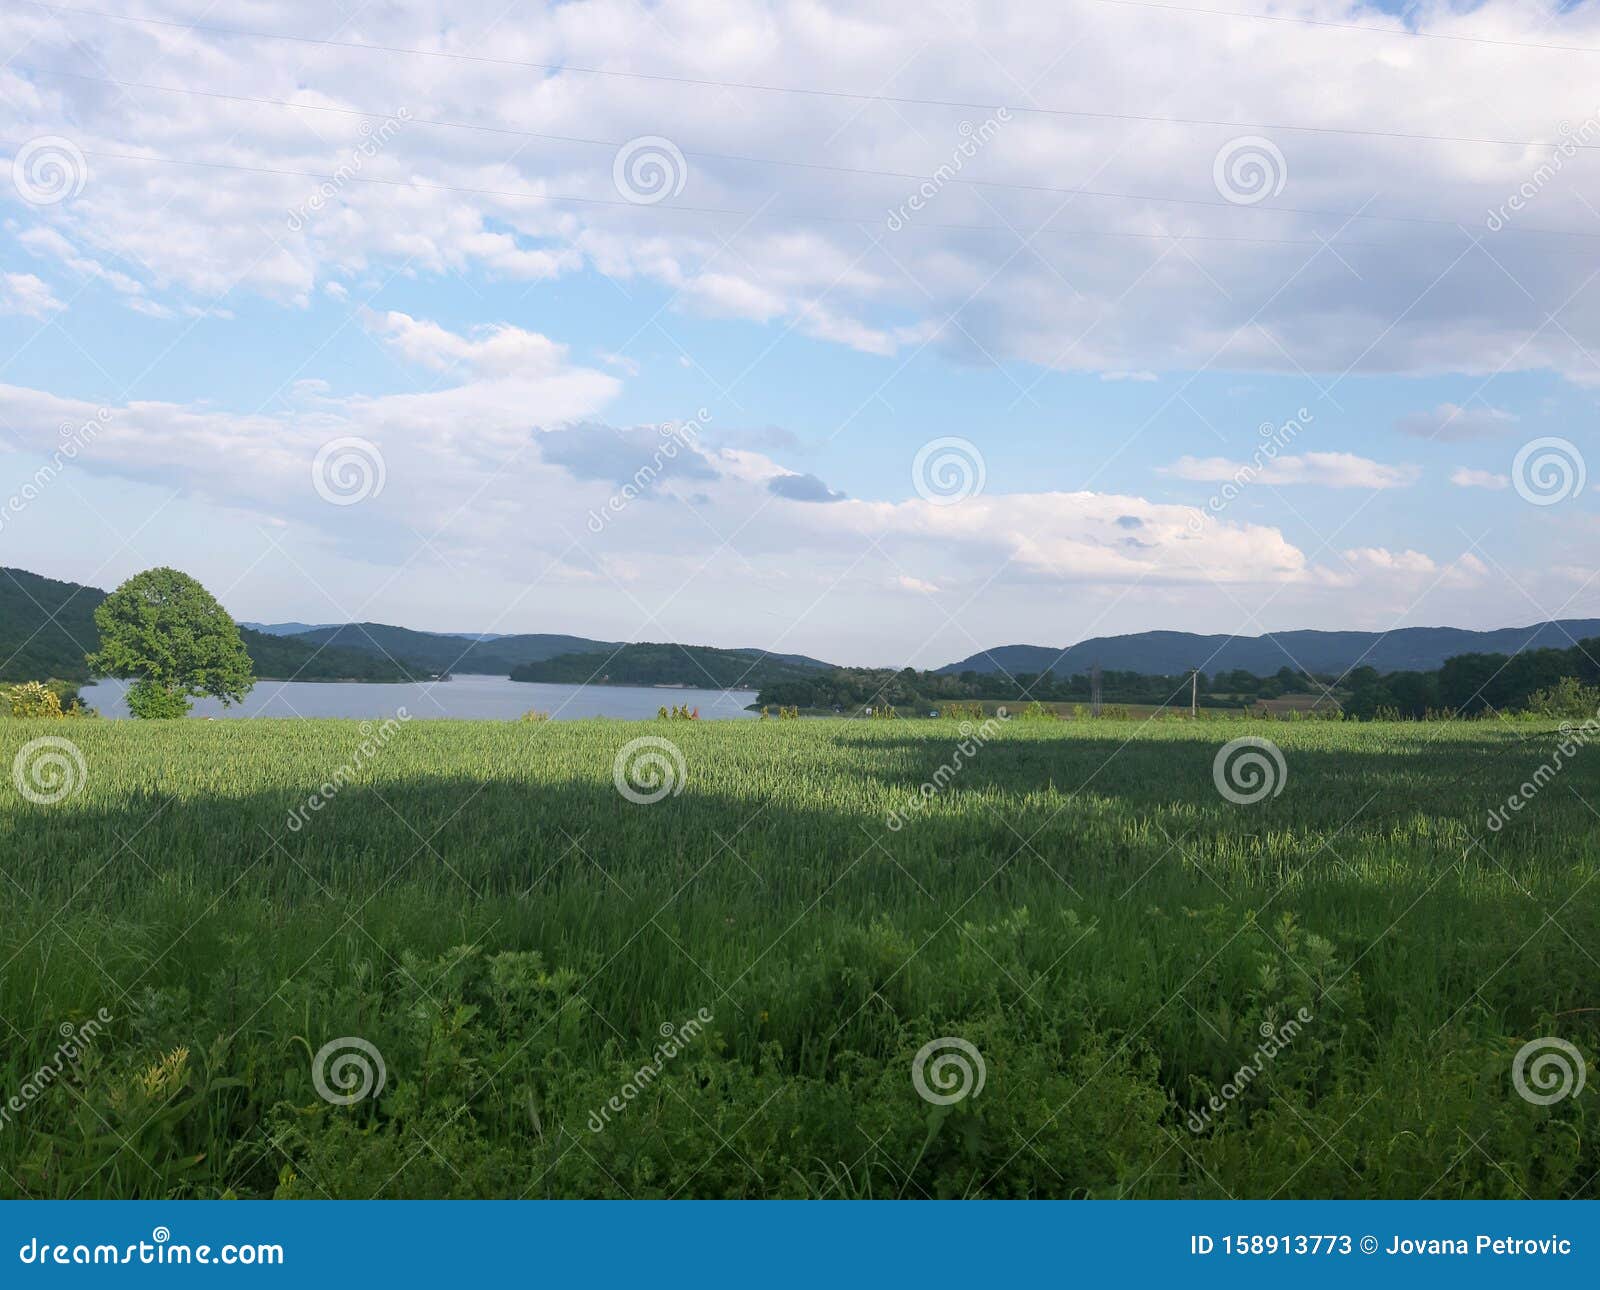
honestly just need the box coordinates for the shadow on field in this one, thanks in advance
[5,724,1594,913]
[3,724,1597,1201]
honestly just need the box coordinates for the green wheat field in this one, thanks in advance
[2,716,1595,1199]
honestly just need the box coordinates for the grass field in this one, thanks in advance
[1,716,1596,1199]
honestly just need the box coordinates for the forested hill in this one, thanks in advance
[940,621,1600,679]
[284,623,620,674]
[0,568,421,683]
[509,643,832,689]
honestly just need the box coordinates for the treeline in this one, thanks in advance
[1343,638,1600,718]
[510,644,820,690]
[238,630,426,682]
[755,664,1331,711]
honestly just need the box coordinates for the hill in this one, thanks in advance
[938,621,1600,680]
[509,643,832,689]
[244,622,510,641]
[0,568,103,682]
[1,568,421,683]
[286,623,620,674]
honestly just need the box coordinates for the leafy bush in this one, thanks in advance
[5,681,63,718]
[1525,677,1600,719]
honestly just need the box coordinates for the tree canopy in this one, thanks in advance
[86,567,255,717]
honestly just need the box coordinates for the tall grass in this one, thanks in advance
[0,717,1594,1198]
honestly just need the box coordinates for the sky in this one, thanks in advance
[1,0,1597,669]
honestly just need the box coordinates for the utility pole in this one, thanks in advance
[1090,662,1102,717]
[1190,668,1198,718]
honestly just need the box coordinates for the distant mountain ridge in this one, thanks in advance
[938,622,1600,680]
[243,622,509,641]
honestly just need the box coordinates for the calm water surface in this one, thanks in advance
[79,674,759,721]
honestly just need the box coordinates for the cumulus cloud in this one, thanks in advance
[1331,549,1488,591]
[1162,452,1420,489]
[365,310,570,378]
[1396,403,1519,441]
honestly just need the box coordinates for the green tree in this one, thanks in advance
[87,568,255,718]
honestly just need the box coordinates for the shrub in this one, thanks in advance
[4,681,64,718]
[1525,677,1600,719]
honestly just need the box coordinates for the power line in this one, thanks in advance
[4,138,1423,248]
[21,0,1600,151]
[24,63,1600,243]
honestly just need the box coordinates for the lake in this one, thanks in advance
[78,674,761,721]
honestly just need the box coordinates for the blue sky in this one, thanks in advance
[2,0,1597,667]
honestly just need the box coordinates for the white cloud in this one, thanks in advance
[1396,403,1519,441]
[4,1,1600,376]
[364,310,570,377]
[1450,466,1510,489]
[0,272,64,319]
[1162,451,1420,489]
[1099,370,1156,383]
[17,227,146,298]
